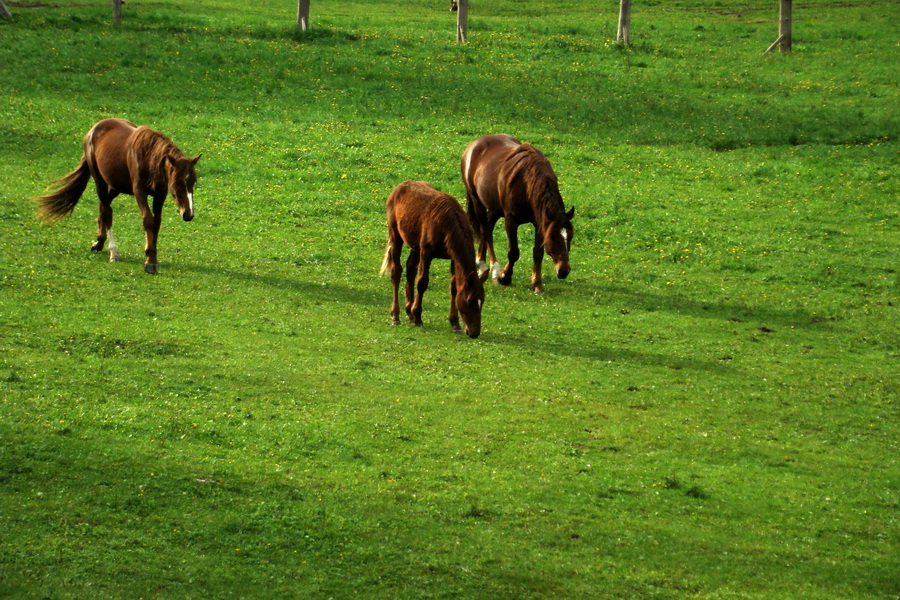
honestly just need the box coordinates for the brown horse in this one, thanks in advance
[380,181,489,338]
[35,118,201,274]
[461,134,575,294]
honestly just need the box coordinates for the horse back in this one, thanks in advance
[462,134,523,214]
[387,181,468,259]
[86,118,138,195]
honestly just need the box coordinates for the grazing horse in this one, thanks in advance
[35,118,201,274]
[461,134,575,294]
[380,180,489,338]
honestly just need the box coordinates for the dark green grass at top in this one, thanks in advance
[3,0,896,150]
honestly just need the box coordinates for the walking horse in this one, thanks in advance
[380,181,489,338]
[461,134,574,294]
[35,118,201,274]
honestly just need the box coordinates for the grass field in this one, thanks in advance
[1,1,897,598]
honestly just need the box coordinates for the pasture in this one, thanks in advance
[0,1,897,598]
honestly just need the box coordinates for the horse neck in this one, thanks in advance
[531,179,565,233]
[517,147,563,232]
[136,129,182,184]
[446,221,478,280]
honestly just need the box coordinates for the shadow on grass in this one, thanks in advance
[581,283,824,329]
[172,260,383,308]
[490,329,734,374]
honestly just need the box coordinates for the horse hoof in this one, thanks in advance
[391,319,401,326]
[109,254,120,263]
[91,244,103,253]
[533,288,544,295]
[144,263,158,274]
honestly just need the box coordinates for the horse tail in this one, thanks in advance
[34,155,91,223]
[379,240,392,276]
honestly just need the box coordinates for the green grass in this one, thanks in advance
[1,1,898,598]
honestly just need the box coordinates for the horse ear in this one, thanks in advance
[192,153,202,165]
[566,206,575,221]
[164,154,177,168]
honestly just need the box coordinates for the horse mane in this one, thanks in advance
[431,193,478,274]
[506,143,565,223]
[129,126,184,184]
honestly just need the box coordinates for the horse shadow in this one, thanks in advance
[167,260,384,309]
[489,327,734,375]
[574,281,825,329]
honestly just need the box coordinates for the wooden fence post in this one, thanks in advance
[766,0,792,53]
[112,0,123,26]
[617,0,631,45]
[779,0,792,53]
[297,0,310,30]
[456,0,468,43]
[0,1,12,19]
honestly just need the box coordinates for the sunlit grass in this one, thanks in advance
[1,1,897,598]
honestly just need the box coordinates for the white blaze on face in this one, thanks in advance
[184,179,194,214]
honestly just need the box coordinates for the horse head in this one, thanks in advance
[544,206,575,279]
[165,153,201,222]
[456,270,489,338]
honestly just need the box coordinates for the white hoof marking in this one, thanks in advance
[108,230,119,262]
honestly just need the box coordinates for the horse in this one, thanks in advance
[380,180,489,338]
[461,134,575,294]
[34,118,201,274]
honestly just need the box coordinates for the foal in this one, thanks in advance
[380,181,489,338]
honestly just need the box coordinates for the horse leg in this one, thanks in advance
[410,253,432,327]
[448,261,462,334]
[138,192,163,274]
[388,236,404,326]
[468,197,490,276]
[484,213,502,281]
[498,219,519,286]
[404,251,420,321]
[91,187,119,261]
[531,225,545,294]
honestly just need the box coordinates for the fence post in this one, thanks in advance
[617,0,631,45]
[297,0,310,31]
[112,0,123,26]
[779,0,792,53]
[456,0,468,43]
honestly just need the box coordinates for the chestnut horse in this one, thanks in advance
[35,118,201,274]
[461,134,575,294]
[380,181,489,338]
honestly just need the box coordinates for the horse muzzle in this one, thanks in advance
[556,264,570,279]
[181,209,194,222]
